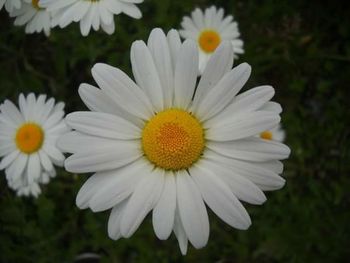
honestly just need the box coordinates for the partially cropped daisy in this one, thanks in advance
[179,6,244,74]
[260,124,286,142]
[39,0,143,36]
[58,28,290,254]
[10,0,51,36]
[0,94,70,197]
[0,0,22,12]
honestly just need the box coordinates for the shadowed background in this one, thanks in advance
[0,0,350,262]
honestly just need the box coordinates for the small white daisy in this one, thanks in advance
[58,28,290,254]
[10,0,52,36]
[39,0,143,36]
[179,6,244,74]
[0,0,22,13]
[260,124,286,142]
[0,93,70,198]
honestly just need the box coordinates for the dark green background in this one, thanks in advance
[1,0,350,262]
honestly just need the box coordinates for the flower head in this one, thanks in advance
[39,0,144,36]
[58,28,290,254]
[0,94,70,197]
[10,0,52,36]
[179,6,244,74]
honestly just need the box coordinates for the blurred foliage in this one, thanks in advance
[1,0,350,262]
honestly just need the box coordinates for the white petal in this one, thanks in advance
[200,159,267,205]
[206,111,281,141]
[206,150,286,191]
[174,40,198,109]
[195,63,251,121]
[131,40,164,111]
[191,164,251,229]
[147,28,174,108]
[152,172,176,240]
[207,85,275,124]
[176,170,209,249]
[207,137,291,162]
[91,63,154,120]
[64,140,141,173]
[27,153,41,184]
[108,199,128,240]
[166,29,182,70]
[42,143,65,166]
[65,111,141,140]
[173,208,188,255]
[120,168,165,238]
[78,83,143,127]
[88,159,152,212]
[0,150,20,170]
[192,41,234,110]
[38,150,54,172]
[76,172,116,209]
[1,100,24,125]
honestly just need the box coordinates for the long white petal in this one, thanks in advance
[176,170,209,249]
[174,40,198,109]
[191,164,251,229]
[65,111,141,140]
[152,172,176,240]
[192,42,233,110]
[120,168,165,238]
[195,63,251,121]
[131,40,164,112]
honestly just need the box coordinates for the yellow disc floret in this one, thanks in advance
[260,131,273,140]
[15,123,44,154]
[198,30,221,53]
[142,109,205,170]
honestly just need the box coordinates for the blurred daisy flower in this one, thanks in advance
[260,124,286,142]
[58,28,290,254]
[39,0,143,36]
[0,0,21,12]
[179,6,244,74]
[10,0,52,36]
[0,94,70,198]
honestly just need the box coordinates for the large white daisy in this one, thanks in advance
[0,94,70,198]
[10,0,52,36]
[58,28,290,254]
[179,6,244,74]
[39,0,143,36]
[0,0,22,12]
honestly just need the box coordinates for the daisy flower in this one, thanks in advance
[10,0,52,36]
[260,124,286,142]
[179,6,244,74]
[0,0,22,12]
[58,28,290,254]
[39,0,144,36]
[0,94,70,198]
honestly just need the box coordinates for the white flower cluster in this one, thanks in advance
[1,0,143,36]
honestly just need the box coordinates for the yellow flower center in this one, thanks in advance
[198,30,221,53]
[260,131,273,140]
[32,0,40,9]
[15,123,44,154]
[142,109,205,171]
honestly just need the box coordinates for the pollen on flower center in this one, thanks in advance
[142,109,205,171]
[260,131,273,140]
[198,30,221,53]
[15,123,44,154]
